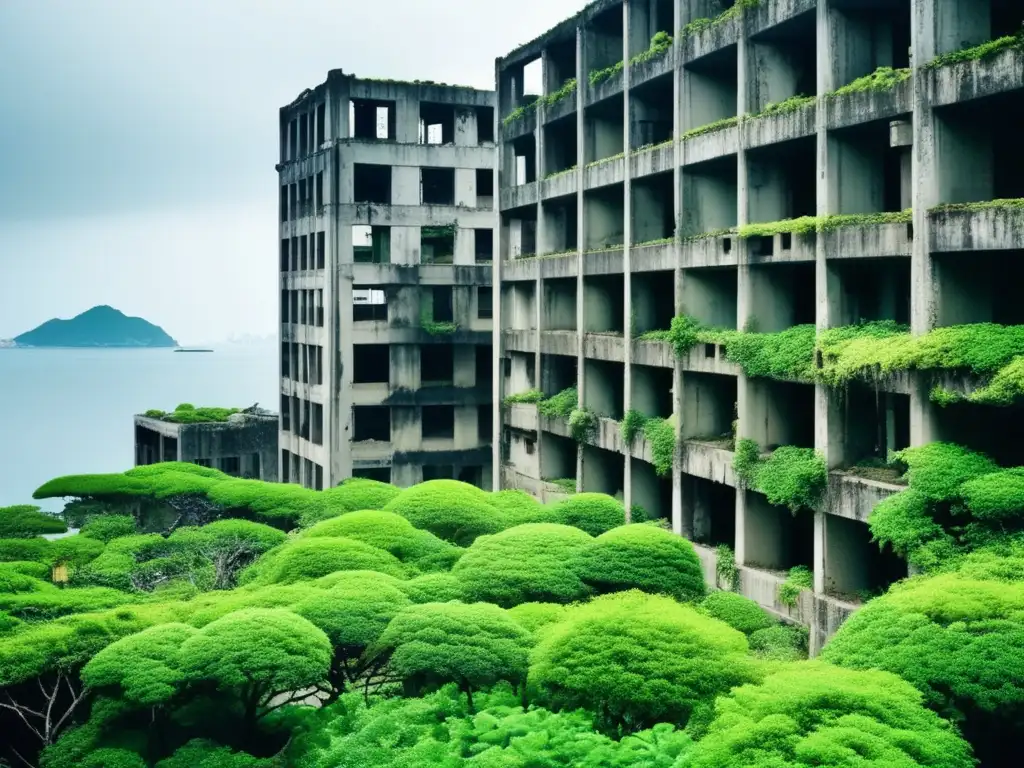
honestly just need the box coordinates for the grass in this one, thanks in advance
[738,211,913,238]
[503,389,543,406]
[681,0,760,38]
[143,405,241,424]
[680,116,738,140]
[930,199,1024,214]
[751,95,815,117]
[827,67,911,98]
[926,30,1024,69]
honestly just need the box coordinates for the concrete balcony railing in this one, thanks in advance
[501,257,539,282]
[930,203,1024,252]
[586,66,624,105]
[746,0,816,36]
[500,180,538,211]
[538,252,579,279]
[680,123,739,165]
[590,416,625,455]
[504,403,539,433]
[502,329,537,353]
[540,329,578,356]
[583,155,626,189]
[351,439,393,462]
[543,89,577,124]
[582,247,624,275]
[680,231,739,268]
[825,472,905,524]
[679,11,739,62]
[679,343,741,376]
[631,339,674,368]
[583,333,626,362]
[821,220,912,261]
[680,439,736,486]
[502,466,576,503]
[540,168,578,199]
[744,229,816,264]
[742,100,817,149]
[501,108,536,142]
[928,42,1024,107]
[629,142,675,179]
[628,48,673,89]
[539,412,572,439]
[823,77,912,130]
[629,240,675,272]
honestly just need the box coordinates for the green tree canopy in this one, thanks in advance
[167,519,287,588]
[821,572,1024,764]
[548,493,625,536]
[528,590,758,733]
[301,510,461,572]
[383,480,507,546]
[400,572,465,604]
[685,663,975,768]
[154,739,274,768]
[506,602,567,634]
[237,536,406,585]
[452,523,593,607]
[179,608,332,724]
[573,524,705,602]
[370,601,531,709]
[80,515,138,543]
[698,592,775,635]
[0,504,68,538]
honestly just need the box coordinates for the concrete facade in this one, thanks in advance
[134,412,279,480]
[495,0,1024,652]
[278,71,496,490]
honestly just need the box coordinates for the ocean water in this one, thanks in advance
[0,345,278,510]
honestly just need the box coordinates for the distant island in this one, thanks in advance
[10,305,178,348]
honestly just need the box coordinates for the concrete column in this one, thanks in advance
[891,120,914,210]
[395,93,419,144]
[671,0,684,536]
[622,0,634,518]
[493,60,506,489]
[575,23,587,491]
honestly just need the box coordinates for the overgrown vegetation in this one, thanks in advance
[143,404,241,424]
[537,386,577,419]
[778,564,813,606]
[588,61,623,87]
[828,66,912,98]
[752,94,815,117]
[681,0,760,38]
[680,115,738,140]
[930,198,1024,214]
[926,28,1024,69]
[568,407,597,443]
[715,544,740,591]
[643,418,677,477]
[629,30,673,67]
[733,439,828,513]
[503,388,544,406]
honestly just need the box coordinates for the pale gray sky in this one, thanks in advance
[0,0,579,344]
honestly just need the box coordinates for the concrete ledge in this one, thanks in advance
[383,385,491,407]
[281,273,326,290]
[680,234,739,268]
[340,203,494,228]
[680,125,739,165]
[504,403,539,432]
[281,378,326,405]
[501,181,539,211]
[680,15,738,63]
[823,80,912,130]
[583,157,626,189]
[501,110,536,142]
[742,102,816,150]
[351,440,392,462]
[502,467,575,503]
[393,446,491,466]
[586,68,625,105]
[334,141,495,170]
[745,231,816,264]
[539,253,579,279]
[539,413,572,438]
[629,143,675,179]
[627,433,656,466]
[542,91,578,124]
[928,45,1024,108]
[629,51,674,89]
[589,416,625,454]
[583,333,626,362]
[349,79,493,109]
[541,170,579,199]
[502,329,537,353]
[821,221,912,260]
[539,330,578,356]
[631,339,674,368]
[281,324,327,345]
[930,206,1024,252]
[825,472,903,524]
[351,382,389,405]
[680,344,741,376]
[501,258,539,282]
[346,264,491,286]
[680,441,736,486]
[630,241,675,272]
[745,0,816,36]
[583,248,624,275]
[352,327,489,346]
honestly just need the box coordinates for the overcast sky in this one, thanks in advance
[0,0,578,344]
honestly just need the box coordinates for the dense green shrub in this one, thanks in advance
[453,523,593,607]
[155,740,273,768]
[487,489,556,525]
[81,515,138,543]
[821,573,1024,763]
[301,510,460,571]
[383,480,507,546]
[0,504,68,538]
[0,585,138,620]
[573,524,705,602]
[506,602,567,634]
[686,663,975,767]
[237,537,406,585]
[528,590,758,733]
[370,601,531,709]
[747,624,808,661]
[699,591,774,635]
[549,493,626,536]
[400,572,464,604]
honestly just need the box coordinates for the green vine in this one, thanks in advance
[828,67,911,98]
[715,544,740,591]
[621,409,647,445]
[643,418,677,477]
[568,407,598,443]
[538,387,577,419]
[778,565,813,607]
[733,439,827,513]
[503,389,543,406]
[733,438,762,485]
[926,28,1024,69]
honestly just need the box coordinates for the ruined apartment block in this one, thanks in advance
[495,0,1024,651]
[278,71,496,490]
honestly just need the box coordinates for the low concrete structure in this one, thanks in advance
[134,410,279,480]
[277,70,497,490]
[494,0,1024,653]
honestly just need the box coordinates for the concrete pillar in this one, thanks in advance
[622,0,634,518]
[670,0,685,536]
[395,93,419,144]
[575,24,587,489]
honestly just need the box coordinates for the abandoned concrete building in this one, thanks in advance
[495,0,1024,649]
[134,410,279,480]
[278,71,497,490]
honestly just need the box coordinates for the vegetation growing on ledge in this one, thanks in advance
[630,30,673,67]
[751,94,815,117]
[543,165,577,180]
[503,388,544,406]
[585,151,624,168]
[619,412,676,475]
[778,564,813,606]
[715,544,740,591]
[143,404,241,424]
[681,0,760,37]
[538,386,577,419]
[739,211,912,238]
[501,79,578,126]
[547,477,578,494]
[925,28,1024,69]
[828,66,911,98]
[680,115,738,140]
[568,407,598,443]
[620,410,646,445]
[734,439,828,513]
[631,137,675,154]
[420,320,458,335]
[930,198,1024,213]
[588,60,623,87]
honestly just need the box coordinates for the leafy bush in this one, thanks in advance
[0,504,68,538]
[487,489,555,525]
[503,388,544,406]
[383,480,506,546]
[537,387,577,419]
[568,407,597,443]
[400,572,464,604]
[453,523,593,607]
[80,515,137,543]
[574,524,705,602]
[528,590,758,733]
[237,537,406,585]
[643,418,676,476]
[302,510,460,571]
[700,591,774,635]
[549,493,626,536]
[506,602,567,634]
[747,624,808,661]
[734,441,827,512]
[778,565,813,607]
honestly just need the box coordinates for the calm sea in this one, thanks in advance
[0,345,278,511]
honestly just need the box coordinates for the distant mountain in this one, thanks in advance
[13,306,178,348]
